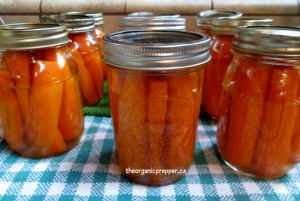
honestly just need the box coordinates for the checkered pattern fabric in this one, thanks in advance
[0,116,300,200]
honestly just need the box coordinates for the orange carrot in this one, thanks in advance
[162,72,198,170]
[107,66,126,135]
[252,66,298,178]
[69,33,99,53]
[44,47,84,142]
[221,60,270,169]
[0,68,26,153]
[68,42,99,106]
[3,52,32,150]
[29,60,67,157]
[147,77,168,181]
[95,28,108,79]
[81,50,104,99]
[202,35,235,118]
[289,72,300,163]
[116,73,149,173]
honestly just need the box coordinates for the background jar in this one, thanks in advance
[50,14,104,106]
[217,25,300,179]
[195,10,242,37]
[0,23,84,158]
[103,31,211,186]
[202,17,273,119]
[118,12,186,31]
[63,12,108,80]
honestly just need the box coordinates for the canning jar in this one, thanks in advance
[103,31,211,186]
[202,18,273,119]
[0,23,84,158]
[64,12,108,79]
[50,14,104,106]
[118,12,186,31]
[217,26,300,179]
[195,10,242,37]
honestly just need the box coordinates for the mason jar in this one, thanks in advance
[103,31,211,186]
[118,12,186,31]
[202,17,273,119]
[50,14,104,106]
[217,25,300,179]
[0,23,84,158]
[195,10,242,37]
[63,12,108,79]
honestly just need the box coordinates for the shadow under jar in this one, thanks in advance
[0,23,84,158]
[217,26,300,179]
[103,31,211,186]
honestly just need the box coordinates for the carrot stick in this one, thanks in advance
[252,66,298,178]
[81,50,104,99]
[117,74,149,174]
[70,33,104,99]
[68,42,99,106]
[107,66,126,135]
[3,52,32,140]
[289,73,300,163]
[44,47,84,142]
[221,60,270,169]
[203,35,235,118]
[162,73,197,170]
[0,68,26,152]
[29,60,67,157]
[147,77,168,181]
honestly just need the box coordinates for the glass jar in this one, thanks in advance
[217,25,300,179]
[0,23,84,158]
[64,12,108,80]
[118,12,186,31]
[202,18,273,119]
[103,31,211,186]
[195,10,242,37]
[0,16,4,143]
[50,14,104,106]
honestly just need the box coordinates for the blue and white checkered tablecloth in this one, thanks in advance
[0,116,300,201]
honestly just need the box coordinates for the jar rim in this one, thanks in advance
[0,23,69,50]
[233,25,300,55]
[196,10,242,28]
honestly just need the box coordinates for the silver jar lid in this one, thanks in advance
[48,14,95,33]
[196,10,242,29]
[118,14,186,31]
[0,23,69,50]
[102,30,211,71]
[63,11,104,25]
[212,17,273,35]
[233,26,300,56]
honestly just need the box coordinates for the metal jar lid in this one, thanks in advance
[63,11,104,25]
[196,10,242,29]
[212,17,273,35]
[233,26,300,56]
[102,30,211,71]
[118,14,186,31]
[127,12,180,18]
[48,14,95,33]
[0,23,69,50]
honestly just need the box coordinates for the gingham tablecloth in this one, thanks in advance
[0,116,300,201]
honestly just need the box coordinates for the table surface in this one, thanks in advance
[0,116,299,201]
